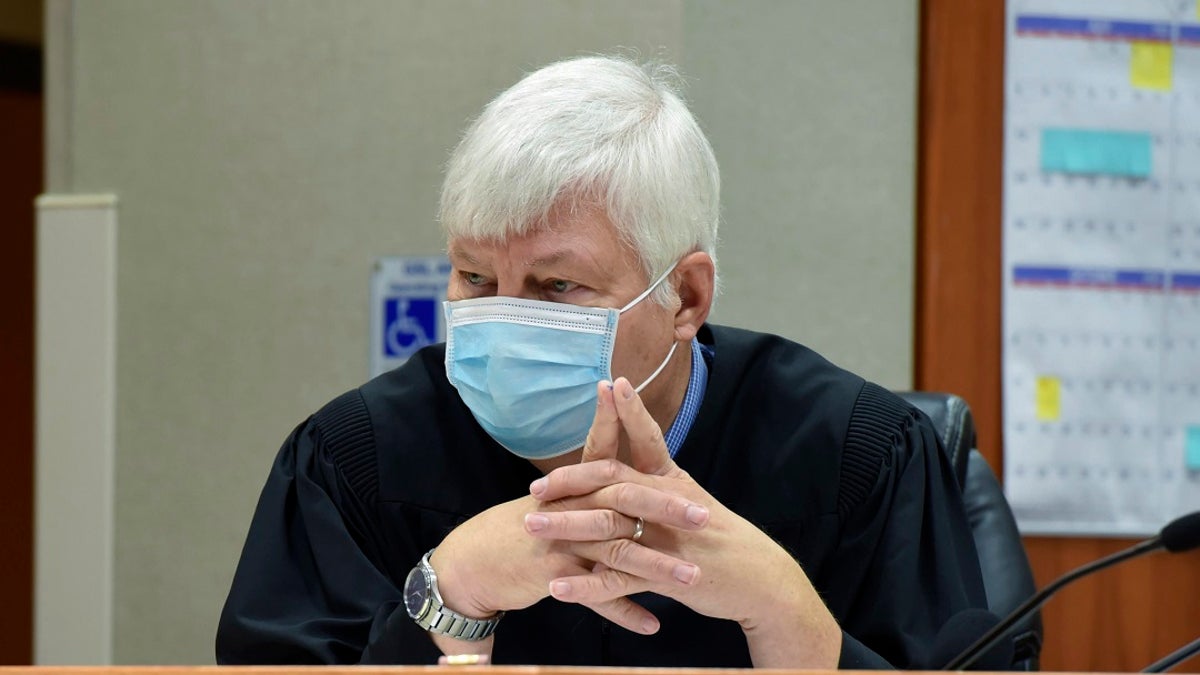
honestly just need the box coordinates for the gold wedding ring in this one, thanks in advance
[632,516,645,541]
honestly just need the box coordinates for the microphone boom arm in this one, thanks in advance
[945,536,1164,670]
[1144,636,1200,673]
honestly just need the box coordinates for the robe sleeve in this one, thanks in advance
[826,383,989,669]
[215,391,442,664]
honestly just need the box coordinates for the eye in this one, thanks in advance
[463,272,488,286]
[548,279,578,294]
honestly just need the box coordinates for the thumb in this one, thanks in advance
[611,377,676,476]
[580,380,619,463]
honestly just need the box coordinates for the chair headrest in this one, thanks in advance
[893,391,975,487]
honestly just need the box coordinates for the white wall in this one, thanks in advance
[42,0,916,663]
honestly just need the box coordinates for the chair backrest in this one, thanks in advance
[896,391,1044,670]
[897,390,975,484]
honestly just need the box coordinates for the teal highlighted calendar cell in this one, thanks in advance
[1040,128,1153,178]
[1187,426,1200,470]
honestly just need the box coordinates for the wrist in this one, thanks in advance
[405,548,503,644]
[429,547,498,619]
[738,567,841,668]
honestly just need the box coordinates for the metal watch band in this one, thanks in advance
[418,604,501,641]
[412,550,502,641]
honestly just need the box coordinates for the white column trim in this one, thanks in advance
[35,193,118,664]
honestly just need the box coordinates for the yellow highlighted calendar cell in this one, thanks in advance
[1130,41,1173,91]
[1035,376,1061,421]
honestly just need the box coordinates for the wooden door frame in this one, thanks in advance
[0,39,41,666]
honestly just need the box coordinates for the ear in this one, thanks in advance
[671,251,715,342]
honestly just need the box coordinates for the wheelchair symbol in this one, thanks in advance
[384,297,435,357]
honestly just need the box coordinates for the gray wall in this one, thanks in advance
[685,2,917,382]
[43,0,916,664]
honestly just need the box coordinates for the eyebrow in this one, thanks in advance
[447,245,481,266]
[525,250,578,268]
[448,245,586,271]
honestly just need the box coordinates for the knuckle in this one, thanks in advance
[593,510,619,537]
[663,496,686,521]
[607,538,638,568]
[611,483,638,513]
[648,552,672,579]
[599,570,626,595]
[608,599,638,624]
[599,459,622,483]
[542,471,564,494]
[649,425,664,445]
[634,421,663,446]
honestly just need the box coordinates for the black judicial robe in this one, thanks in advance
[216,324,987,668]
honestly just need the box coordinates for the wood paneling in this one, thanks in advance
[916,1,1200,671]
[1024,537,1200,671]
[915,0,1005,474]
[0,84,39,663]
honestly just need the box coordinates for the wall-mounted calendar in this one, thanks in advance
[1004,0,1200,535]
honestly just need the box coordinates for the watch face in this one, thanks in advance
[403,566,430,619]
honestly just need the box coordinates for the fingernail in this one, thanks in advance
[620,379,634,400]
[641,617,660,634]
[673,564,699,584]
[685,504,709,526]
[530,477,547,496]
[603,380,613,391]
[524,513,549,532]
[550,581,571,598]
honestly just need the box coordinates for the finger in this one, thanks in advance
[582,562,660,634]
[524,509,644,541]
[549,565,654,606]
[581,380,619,463]
[524,509,639,542]
[536,484,709,531]
[549,551,699,607]
[531,458,642,502]
[573,539,701,589]
[583,597,661,635]
[612,377,677,476]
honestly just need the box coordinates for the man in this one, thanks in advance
[217,55,986,668]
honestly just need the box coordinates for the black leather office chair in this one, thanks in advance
[897,391,1043,670]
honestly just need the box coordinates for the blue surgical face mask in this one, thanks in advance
[443,263,679,459]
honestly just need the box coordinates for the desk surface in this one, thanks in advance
[0,662,1142,667]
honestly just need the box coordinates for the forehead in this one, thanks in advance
[448,210,636,270]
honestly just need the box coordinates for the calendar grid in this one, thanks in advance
[1003,0,1200,535]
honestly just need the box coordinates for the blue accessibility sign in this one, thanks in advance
[383,297,437,357]
[370,256,451,377]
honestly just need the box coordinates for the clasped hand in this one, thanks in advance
[432,377,840,666]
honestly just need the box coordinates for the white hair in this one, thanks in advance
[439,55,720,305]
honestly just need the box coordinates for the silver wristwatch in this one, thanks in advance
[403,549,502,641]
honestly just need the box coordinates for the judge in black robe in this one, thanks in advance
[217,324,987,668]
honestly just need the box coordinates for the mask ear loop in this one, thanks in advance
[619,260,681,313]
[633,340,679,393]
[619,259,683,393]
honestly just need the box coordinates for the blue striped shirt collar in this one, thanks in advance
[663,338,710,458]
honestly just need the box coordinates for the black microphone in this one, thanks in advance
[1144,636,1200,673]
[927,609,1014,670]
[945,510,1200,670]
[1160,510,1200,552]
